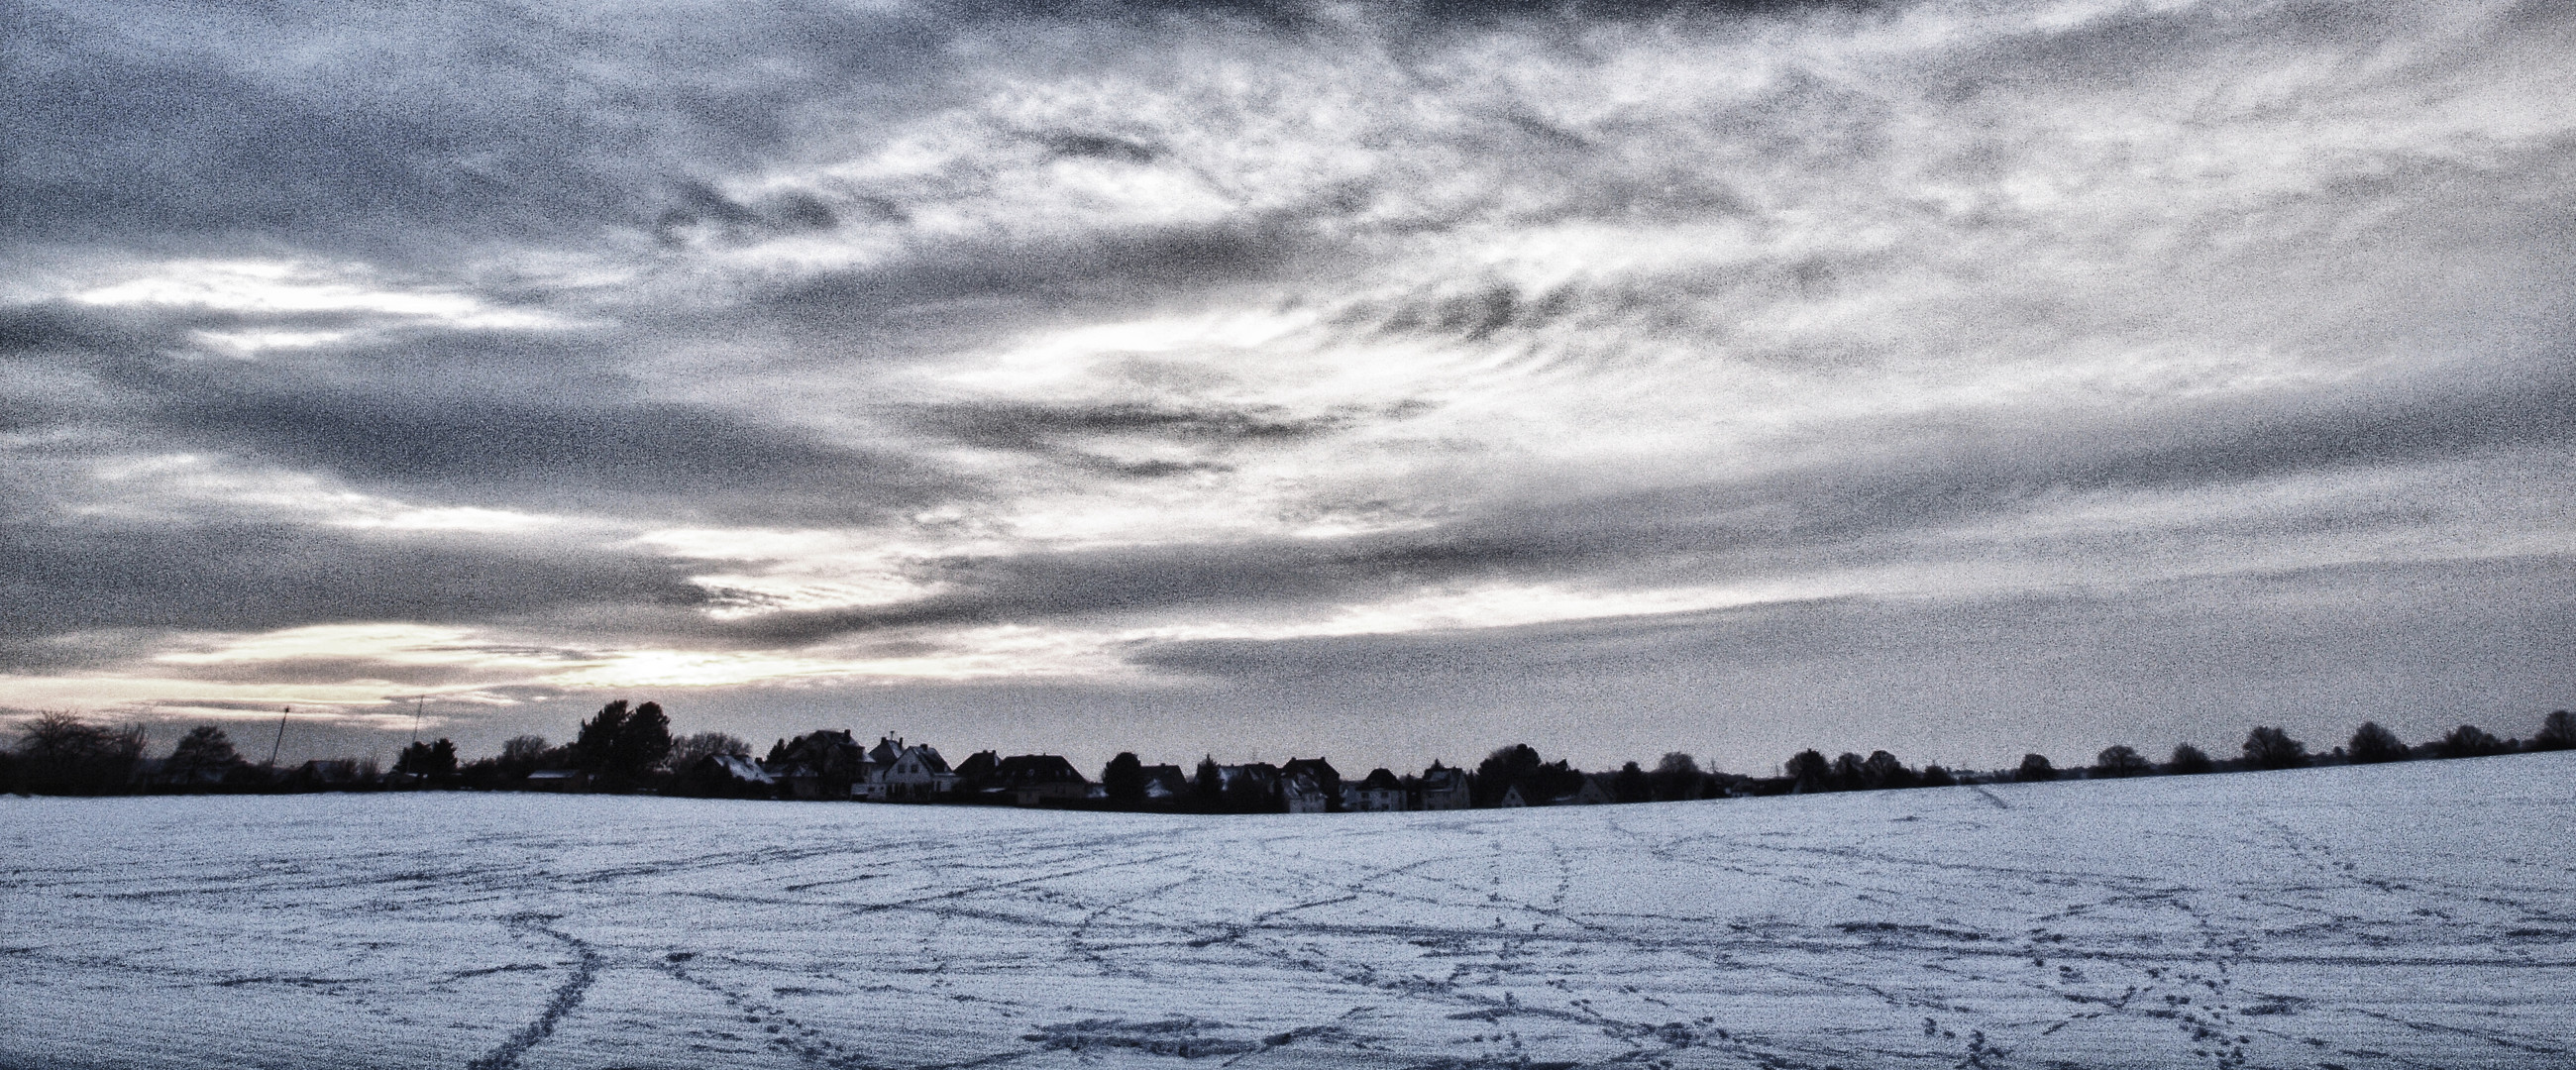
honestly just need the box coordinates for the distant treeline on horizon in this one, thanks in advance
[6,701,2573,810]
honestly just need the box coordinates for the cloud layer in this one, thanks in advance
[5,0,2570,771]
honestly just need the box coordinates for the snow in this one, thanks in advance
[4,753,2572,1069]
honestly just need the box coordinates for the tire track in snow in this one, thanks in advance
[465,914,600,1070]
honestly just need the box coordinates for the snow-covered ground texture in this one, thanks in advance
[5,754,2572,1070]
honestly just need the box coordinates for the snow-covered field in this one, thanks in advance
[5,754,2571,1070]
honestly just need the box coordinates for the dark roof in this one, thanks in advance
[1280,757,1340,783]
[1356,768,1403,791]
[994,754,1087,787]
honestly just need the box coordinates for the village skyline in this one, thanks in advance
[5,0,2570,786]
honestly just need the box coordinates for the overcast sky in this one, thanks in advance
[5,0,2569,775]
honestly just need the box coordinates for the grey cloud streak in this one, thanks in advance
[2,0,2569,769]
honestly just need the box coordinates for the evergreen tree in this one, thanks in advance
[1474,744,1545,806]
[395,738,459,779]
[1194,756,1224,811]
[1784,749,1831,793]
[1103,752,1146,807]
[575,699,674,788]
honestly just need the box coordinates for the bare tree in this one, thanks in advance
[2347,721,2407,764]
[2242,727,2308,771]
[2092,744,2151,778]
[2166,743,2214,775]
[2532,710,2576,752]
[1648,752,1705,802]
[15,712,146,795]
[667,731,751,770]
[2432,724,2510,760]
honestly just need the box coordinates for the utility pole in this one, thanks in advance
[267,706,291,768]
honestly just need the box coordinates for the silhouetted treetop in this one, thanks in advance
[2347,721,2407,764]
[2093,744,2150,778]
[2243,727,2308,771]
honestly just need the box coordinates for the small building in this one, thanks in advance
[1343,768,1407,811]
[525,769,588,792]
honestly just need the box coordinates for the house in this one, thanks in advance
[951,750,1001,794]
[763,730,870,800]
[1501,775,1613,807]
[1139,764,1189,802]
[882,743,956,802]
[1414,761,1469,810]
[679,753,774,799]
[1343,768,1407,811]
[1212,762,1279,811]
[1281,772,1332,813]
[1278,757,1342,811]
[992,754,1090,806]
[839,735,913,801]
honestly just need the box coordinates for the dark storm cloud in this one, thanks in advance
[0,296,960,523]
[0,0,961,260]
[0,517,708,637]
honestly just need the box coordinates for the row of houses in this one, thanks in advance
[680,733,1483,812]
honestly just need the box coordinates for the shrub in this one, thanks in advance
[2242,727,2308,771]
[2432,724,2510,760]
[2527,710,2575,752]
[2346,721,2407,764]
[2092,744,2151,778]
[2166,744,2213,776]
[2014,753,2057,783]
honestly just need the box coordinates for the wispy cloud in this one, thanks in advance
[4,0,2570,768]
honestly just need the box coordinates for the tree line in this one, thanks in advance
[4,702,2571,802]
